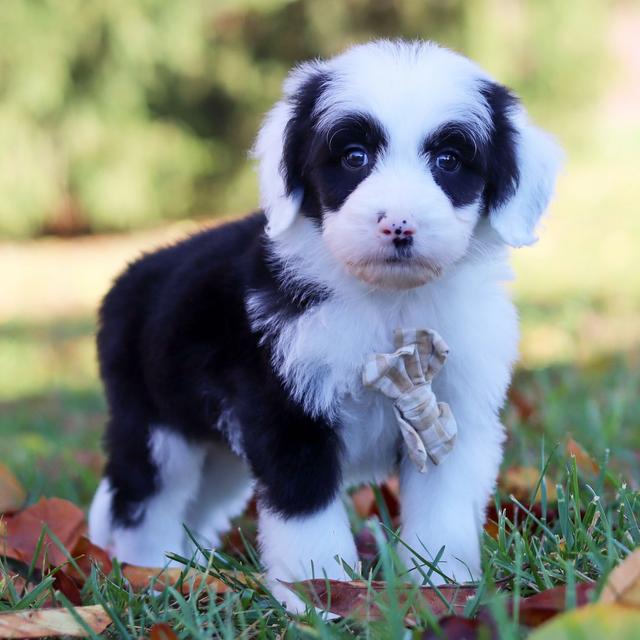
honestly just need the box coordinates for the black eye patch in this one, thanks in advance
[423,122,488,207]
[304,113,388,213]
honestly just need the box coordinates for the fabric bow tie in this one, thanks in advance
[362,328,457,473]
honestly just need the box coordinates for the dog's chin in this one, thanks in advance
[344,257,442,290]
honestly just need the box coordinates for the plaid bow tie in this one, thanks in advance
[362,328,457,473]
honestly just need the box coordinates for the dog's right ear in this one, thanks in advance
[252,63,329,237]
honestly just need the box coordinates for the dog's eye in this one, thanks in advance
[342,146,369,170]
[435,151,461,172]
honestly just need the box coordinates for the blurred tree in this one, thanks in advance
[0,0,608,238]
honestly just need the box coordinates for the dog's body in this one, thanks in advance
[89,40,561,608]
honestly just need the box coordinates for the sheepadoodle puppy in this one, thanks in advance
[89,40,561,609]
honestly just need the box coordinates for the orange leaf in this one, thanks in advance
[566,437,600,475]
[600,548,640,607]
[0,604,111,638]
[1,498,86,568]
[0,465,26,515]
[122,564,241,595]
[149,622,179,640]
[499,466,558,504]
[351,477,401,520]
[351,486,376,518]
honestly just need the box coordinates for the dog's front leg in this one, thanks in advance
[240,390,357,612]
[398,410,504,585]
[258,497,357,611]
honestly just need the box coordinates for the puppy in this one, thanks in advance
[89,40,561,609]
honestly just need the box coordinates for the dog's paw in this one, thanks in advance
[269,580,309,614]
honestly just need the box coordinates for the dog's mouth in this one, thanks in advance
[345,254,442,289]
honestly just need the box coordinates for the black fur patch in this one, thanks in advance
[423,121,487,208]
[306,113,388,212]
[282,73,388,218]
[479,81,520,212]
[281,72,331,220]
[98,213,341,524]
[422,83,520,211]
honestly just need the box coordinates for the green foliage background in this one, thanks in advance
[0,0,608,238]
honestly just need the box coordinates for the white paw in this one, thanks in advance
[269,580,309,614]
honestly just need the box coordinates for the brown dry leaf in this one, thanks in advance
[0,604,111,638]
[499,466,558,504]
[52,569,82,606]
[600,548,640,607]
[566,437,600,475]
[122,564,252,595]
[508,387,536,422]
[421,614,497,639]
[0,466,26,515]
[515,582,594,627]
[65,536,113,585]
[149,622,179,640]
[286,579,477,622]
[1,498,86,568]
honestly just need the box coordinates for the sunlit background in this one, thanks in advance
[1,0,639,502]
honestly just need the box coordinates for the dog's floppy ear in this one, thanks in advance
[253,63,329,237]
[482,82,563,247]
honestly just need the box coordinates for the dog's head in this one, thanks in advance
[254,40,562,289]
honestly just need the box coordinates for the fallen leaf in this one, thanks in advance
[351,478,401,521]
[149,622,179,640]
[1,498,85,568]
[0,604,111,638]
[499,466,558,504]
[121,564,253,595]
[514,582,594,627]
[528,602,640,640]
[286,579,477,622]
[0,465,26,515]
[354,527,378,562]
[566,437,600,475]
[352,486,376,519]
[65,536,113,585]
[421,614,497,639]
[508,387,536,421]
[52,569,82,606]
[485,500,560,540]
[600,548,640,607]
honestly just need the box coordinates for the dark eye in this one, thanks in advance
[342,146,369,170]
[435,151,461,172]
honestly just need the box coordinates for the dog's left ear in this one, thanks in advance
[482,82,563,247]
[252,63,329,237]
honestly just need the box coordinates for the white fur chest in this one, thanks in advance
[268,254,519,485]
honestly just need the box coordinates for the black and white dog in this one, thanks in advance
[89,40,561,608]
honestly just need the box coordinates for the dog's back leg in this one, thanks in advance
[92,425,207,567]
[183,442,254,559]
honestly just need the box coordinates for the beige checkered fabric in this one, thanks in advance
[362,328,457,473]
